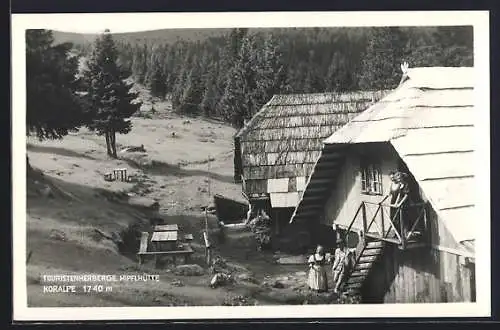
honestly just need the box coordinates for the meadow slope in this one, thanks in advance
[25,89,337,308]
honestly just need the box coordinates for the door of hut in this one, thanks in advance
[272,207,294,236]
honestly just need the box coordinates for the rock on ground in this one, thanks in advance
[235,273,259,284]
[222,294,256,306]
[276,255,307,265]
[49,229,67,241]
[173,264,205,276]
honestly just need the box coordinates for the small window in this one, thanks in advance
[360,160,383,195]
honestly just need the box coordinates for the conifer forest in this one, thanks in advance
[69,26,473,129]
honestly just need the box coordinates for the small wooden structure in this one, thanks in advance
[137,224,194,266]
[104,168,129,182]
[151,230,178,251]
[113,168,128,182]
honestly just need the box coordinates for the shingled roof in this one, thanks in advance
[290,67,476,249]
[234,90,389,204]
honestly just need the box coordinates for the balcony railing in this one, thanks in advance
[344,200,428,249]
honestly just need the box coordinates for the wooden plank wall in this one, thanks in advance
[362,244,476,303]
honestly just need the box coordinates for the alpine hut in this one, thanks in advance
[233,90,388,249]
[289,66,477,303]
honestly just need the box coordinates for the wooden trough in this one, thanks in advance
[213,194,249,225]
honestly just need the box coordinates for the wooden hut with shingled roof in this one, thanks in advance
[289,66,477,303]
[233,90,388,245]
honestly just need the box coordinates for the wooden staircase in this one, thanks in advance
[343,238,384,295]
[338,200,428,298]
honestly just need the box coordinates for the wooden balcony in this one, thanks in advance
[344,200,429,250]
[337,200,429,297]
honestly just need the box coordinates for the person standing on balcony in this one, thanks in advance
[382,171,410,238]
[307,245,329,292]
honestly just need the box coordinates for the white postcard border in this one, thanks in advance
[12,10,491,321]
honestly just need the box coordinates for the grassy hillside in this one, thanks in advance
[50,30,99,46]
[25,84,340,307]
[51,28,232,47]
[51,27,373,47]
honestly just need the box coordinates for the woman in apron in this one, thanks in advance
[307,245,329,292]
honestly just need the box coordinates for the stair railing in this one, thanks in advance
[343,202,364,249]
[363,201,404,245]
[342,202,368,283]
[364,203,383,236]
[364,201,428,248]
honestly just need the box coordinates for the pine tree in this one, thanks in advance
[402,28,443,67]
[325,51,349,91]
[171,52,191,111]
[116,41,134,76]
[302,50,316,93]
[359,27,407,91]
[132,42,149,84]
[179,60,204,115]
[148,54,167,99]
[214,30,246,117]
[433,26,473,66]
[219,35,257,128]
[253,35,279,107]
[26,29,87,140]
[82,29,142,158]
[228,28,248,58]
[274,64,293,94]
[219,67,246,127]
[131,46,142,83]
[200,62,218,117]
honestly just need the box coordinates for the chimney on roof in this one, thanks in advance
[398,61,410,86]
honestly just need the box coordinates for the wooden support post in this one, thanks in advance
[204,231,212,267]
[361,202,367,235]
[399,209,406,249]
[137,232,149,266]
[380,205,385,238]
[423,206,429,242]
[275,209,280,236]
